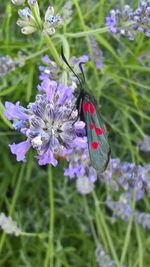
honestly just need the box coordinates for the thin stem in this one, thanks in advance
[21,232,47,239]
[83,196,99,245]
[65,27,108,38]
[135,225,143,267]
[44,166,54,267]
[43,35,62,67]
[0,164,25,253]
[92,191,120,266]
[73,0,100,93]
[119,191,136,266]
[30,3,42,30]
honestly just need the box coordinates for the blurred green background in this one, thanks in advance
[0,0,150,266]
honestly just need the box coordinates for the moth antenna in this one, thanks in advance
[79,62,86,84]
[61,46,83,89]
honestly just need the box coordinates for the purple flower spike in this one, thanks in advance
[4,102,29,120]
[9,140,31,161]
[106,2,150,40]
[4,74,85,166]
[64,146,97,194]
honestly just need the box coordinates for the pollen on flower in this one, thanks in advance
[31,136,43,149]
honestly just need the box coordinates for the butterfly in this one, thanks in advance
[61,47,111,172]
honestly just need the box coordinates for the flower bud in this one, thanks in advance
[11,0,25,5]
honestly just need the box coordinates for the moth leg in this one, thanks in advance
[72,97,83,125]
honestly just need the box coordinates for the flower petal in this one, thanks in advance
[9,140,31,161]
[4,101,29,120]
[72,136,88,149]
[37,79,57,102]
[37,148,57,166]
[74,121,86,135]
[58,84,73,105]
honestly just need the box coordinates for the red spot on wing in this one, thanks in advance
[90,122,95,129]
[95,127,103,135]
[89,103,95,114]
[91,141,99,150]
[83,101,88,112]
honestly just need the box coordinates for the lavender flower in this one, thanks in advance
[4,78,85,166]
[134,211,150,229]
[64,142,150,195]
[43,6,63,35]
[138,135,150,151]
[90,36,104,69]
[105,194,132,222]
[0,56,16,76]
[39,55,61,82]
[39,54,89,87]
[106,194,150,229]
[95,244,119,267]
[17,7,38,35]
[106,1,150,40]
[62,0,73,24]
[64,145,97,194]
[0,213,21,236]
[99,158,150,196]
[11,0,25,5]
[16,3,62,35]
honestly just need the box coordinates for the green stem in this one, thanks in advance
[44,166,54,267]
[65,22,135,38]
[119,191,136,266]
[135,225,143,267]
[21,232,47,239]
[65,27,108,38]
[73,0,100,93]
[43,35,62,67]
[0,164,25,253]
[92,191,120,266]
[83,196,99,245]
[30,3,42,30]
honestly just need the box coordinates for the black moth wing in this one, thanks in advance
[82,94,110,172]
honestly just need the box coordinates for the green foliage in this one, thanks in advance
[0,0,149,266]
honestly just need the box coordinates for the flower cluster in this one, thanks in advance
[106,1,150,40]
[64,146,96,194]
[11,0,25,5]
[64,146,150,195]
[105,194,132,222]
[106,193,150,229]
[4,78,86,166]
[39,54,89,87]
[0,53,25,76]
[89,36,104,69]
[43,6,62,35]
[61,0,73,25]
[138,135,150,152]
[17,1,62,35]
[0,213,21,236]
[99,158,150,196]
[0,56,16,76]
[95,244,122,267]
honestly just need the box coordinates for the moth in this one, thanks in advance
[61,47,111,172]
